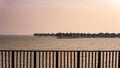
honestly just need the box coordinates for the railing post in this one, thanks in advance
[56,51,58,68]
[98,51,101,68]
[34,51,36,68]
[12,51,14,68]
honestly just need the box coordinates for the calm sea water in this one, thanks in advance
[0,35,120,50]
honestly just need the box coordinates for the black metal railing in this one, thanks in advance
[0,50,120,68]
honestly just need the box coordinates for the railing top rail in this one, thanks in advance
[0,50,120,52]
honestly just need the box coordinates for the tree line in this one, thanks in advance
[34,33,56,36]
[34,33,120,38]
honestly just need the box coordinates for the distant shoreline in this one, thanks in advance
[34,33,120,38]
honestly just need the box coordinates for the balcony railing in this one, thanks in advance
[0,50,120,68]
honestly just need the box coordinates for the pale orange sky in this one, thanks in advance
[0,0,120,35]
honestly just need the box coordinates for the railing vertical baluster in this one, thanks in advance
[30,52,32,68]
[74,52,75,68]
[42,52,44,68]
[115,51,117,68]
[88,52,90,68]
[77,51,80,68]
[109,52,111,68]
[118,51,120,68]
[20,52,21,68]
[106,52,108,68]
[53,52,54,68]
[67,52,68,68]
[16,51,18,68]
[98,51,101,68]
[49,52,51,68]
[92,52,93,68]
[95,52,96,68]
[39,52,40,68]
[27,51,28,68]
[1,51,3,68]
[8,51,10,68]
[5,51,6,68]
[23,52,25,68]
[56,51,58,68]
[60,52,62,68]
[82,52,84,68]
[34,51,36,68]
[70,52,72,68]
[64,52,65,68]
[85,51,87,68]
[46,52,47,68]
[85,52,86,68]
[12,51,14,68]
[103,52,104,68]
[112,52,114,68]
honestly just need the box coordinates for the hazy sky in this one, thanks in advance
[0,0,120,35]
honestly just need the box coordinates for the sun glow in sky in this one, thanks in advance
[113,0,120,9]
[114,0,120,4]
[0,0,120,35]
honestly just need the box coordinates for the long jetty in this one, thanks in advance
[34,33,120,39]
